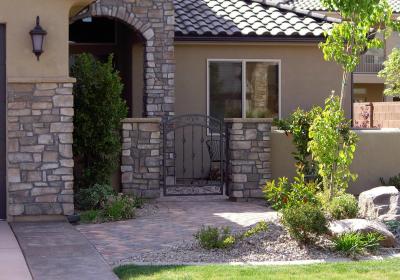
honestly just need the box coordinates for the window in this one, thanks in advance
[208,59,280,120]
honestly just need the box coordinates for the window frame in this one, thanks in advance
[207,58,282,120]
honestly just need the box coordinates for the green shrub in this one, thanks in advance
[263,173,318,210]
[281,203,328,244]
[308,96,358,201]
[103,194,136,222]
[274,106,322,176]
[333,232,384,256]
[327,193,359,220]
[194,226,236,249]
[80,209,101,223]
[241,221,269,239]
[380,174,400,191]
[75,184,115,210]
[71,53,128,190]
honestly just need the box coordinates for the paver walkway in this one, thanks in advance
[11,222,118,280]
[77,200,277,265]
[0,222,32,280]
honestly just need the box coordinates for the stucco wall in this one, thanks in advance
[271,130,400,195]
[174,42,351,119]
[0,0,91,79]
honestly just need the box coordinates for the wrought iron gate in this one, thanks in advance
[163,114,226,196]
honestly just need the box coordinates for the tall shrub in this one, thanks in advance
[71,54,128,189]
[274,107,322,177]
[308,96,358,200]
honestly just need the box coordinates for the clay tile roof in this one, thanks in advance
[174,0,339,39]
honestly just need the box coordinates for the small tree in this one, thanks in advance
[72,54,128,190]
[308,96,358,200]
[378,48,400,96]
[320,0,397,106]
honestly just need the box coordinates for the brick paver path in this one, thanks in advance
[76,200,277,265]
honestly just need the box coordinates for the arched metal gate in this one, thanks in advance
[163,114,226,196]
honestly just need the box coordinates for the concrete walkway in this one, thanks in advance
[11,222,118,280]
[77,200,277,265]
[0,222,32,280]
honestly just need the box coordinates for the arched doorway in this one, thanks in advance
[69,16,145,117]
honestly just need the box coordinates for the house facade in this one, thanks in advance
[1,0,395,221]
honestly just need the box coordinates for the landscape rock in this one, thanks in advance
[328,219,396,247]
[358,186,400,221]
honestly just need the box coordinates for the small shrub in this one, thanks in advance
[80,209,101,223]
[103,194,136,221]
[75,184,115,210]
[241,221,269,239]
[194,226,236,249]
[384,220,400,233]
[281,203,328,244]
[380,174,400,191]
[333,232,384,256]
[263,173,318,210]
[327,193,359,220]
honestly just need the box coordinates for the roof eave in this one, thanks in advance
[174,34,325,43]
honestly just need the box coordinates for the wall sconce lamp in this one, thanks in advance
[29,16,47,61]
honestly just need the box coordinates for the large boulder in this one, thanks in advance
[358,186,400,221]
[328,219,396,247]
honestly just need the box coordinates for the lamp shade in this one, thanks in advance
[29,16,47,60]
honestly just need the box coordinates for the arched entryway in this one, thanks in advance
[69,17,145,117]
[69,0,175,118]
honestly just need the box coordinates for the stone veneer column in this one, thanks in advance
[91,0,175,117]
[121,118,161,198]
[225,118,272,200]
[7,80,74,218]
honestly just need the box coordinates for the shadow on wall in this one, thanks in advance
[271,129,400,195]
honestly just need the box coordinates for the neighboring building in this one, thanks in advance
[284,0,400,104]
[0,0,395,221]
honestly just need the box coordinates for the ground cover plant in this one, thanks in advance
[333,232,384,257]
[114,258,400,280]
[194,222,269,250]
[380,174,400,191]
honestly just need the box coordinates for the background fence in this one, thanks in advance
[353,102,400,128]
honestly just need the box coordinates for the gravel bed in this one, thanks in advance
[113,223,330,266]
[135,202,160,218]
[113,221,400,266]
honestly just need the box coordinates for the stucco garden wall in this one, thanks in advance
[271,129,400,195]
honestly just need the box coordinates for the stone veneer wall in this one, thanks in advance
[91,0,175,117]
[8,81,74,218]
[225,119,272,200]
[121,118,161,198]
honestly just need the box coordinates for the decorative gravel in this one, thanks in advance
[114,222,333,265]
[114,221,400,266]
[135,202,160,218]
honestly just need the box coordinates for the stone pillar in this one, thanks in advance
[225,118,272,200]
[7,80,75,219]
[121,118,161,198]
[92,0,175,117]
